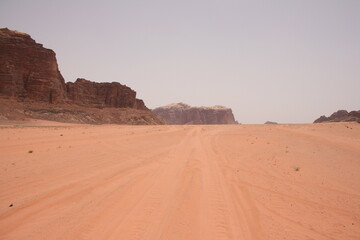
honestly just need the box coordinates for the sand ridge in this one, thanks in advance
[0,123,359,239]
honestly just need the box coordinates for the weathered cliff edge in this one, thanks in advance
[314,110,360,123]
[0,28,163,124]
[152,103,237,125]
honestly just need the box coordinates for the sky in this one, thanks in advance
[1,0,359,123]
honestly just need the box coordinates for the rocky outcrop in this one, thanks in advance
[264,121,278,124]
[0,28,66,103]
[152,103,237,125]
[314,110,360,123]
[0,28,162,124]
[66,78,147,110]
[0,99,163,124]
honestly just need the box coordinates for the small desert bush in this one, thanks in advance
[293,166,300,171]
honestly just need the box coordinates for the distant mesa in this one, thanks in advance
[152,103,237,125]
[264,121,278,124]
[0,28,163,124]
[314,110,360,123]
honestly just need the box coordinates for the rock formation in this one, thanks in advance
[0,28,66,103]
[0,28,162,124]
[152,103,237,125]
[0,98,162,124]
[264,121,278,124]
[314,110,360,123]
[66,78,147,110]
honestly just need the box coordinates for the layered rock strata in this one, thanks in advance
[153,103,237,125]
[0,28,66,103]
[0,28,162,124]
[66,78,147,110]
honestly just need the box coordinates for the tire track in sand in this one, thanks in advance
[199,130,263,240]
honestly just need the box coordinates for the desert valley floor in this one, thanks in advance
[0,122,359,240]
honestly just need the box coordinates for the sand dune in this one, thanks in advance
[0,123,359,239]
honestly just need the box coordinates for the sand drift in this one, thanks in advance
[0,123,359,239]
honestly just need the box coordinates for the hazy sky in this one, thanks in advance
[1,0,359,123]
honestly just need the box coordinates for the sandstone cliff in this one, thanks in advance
[314,110,360,123]
[152,103,237,125]
[0,28,162,125]
[0,28,66,103]
[66,78,147,110]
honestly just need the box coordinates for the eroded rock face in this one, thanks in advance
[0,28,67,103]
[314,110,360,123]
[153,103,237,125]
[66,78,147,110]
[0,28,161,124]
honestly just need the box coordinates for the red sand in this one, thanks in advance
[0,123,359,239]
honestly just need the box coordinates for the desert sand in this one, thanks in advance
[0,122,359,240]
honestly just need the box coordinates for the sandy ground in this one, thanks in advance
[0,122,359,240]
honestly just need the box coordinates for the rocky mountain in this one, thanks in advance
[152,103,237,125]
[0,28,163,124]
[314,110,360,123]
